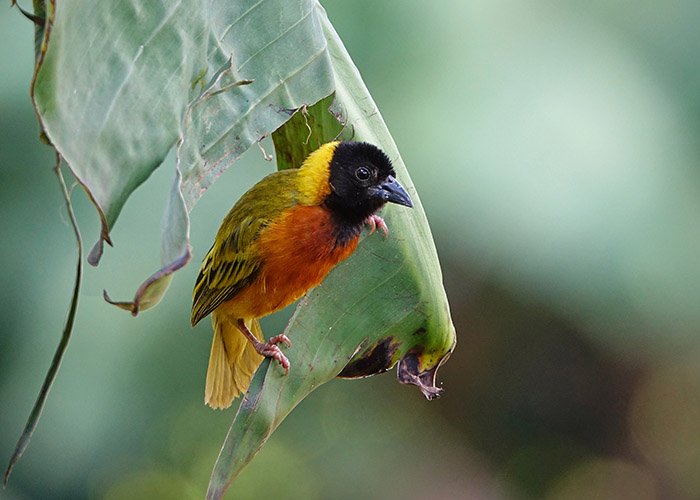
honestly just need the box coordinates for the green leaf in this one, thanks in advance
[32,0,337,313]
[206,8,455,499]
[271,93,348,170]
[33,0,208,264]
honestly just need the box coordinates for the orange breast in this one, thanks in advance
[218,204,359,320]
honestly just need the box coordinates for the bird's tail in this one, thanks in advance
[205,312,263,409]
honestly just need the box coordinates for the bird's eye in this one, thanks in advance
[355,166,371,181]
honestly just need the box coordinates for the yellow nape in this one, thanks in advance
[295,141,339,206]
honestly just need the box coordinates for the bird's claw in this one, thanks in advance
[365,214,389,239]
[257,335,291,375]
[268,334,292,348]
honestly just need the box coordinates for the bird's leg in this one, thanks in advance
[365,214,389,239]
[236,319,291,375]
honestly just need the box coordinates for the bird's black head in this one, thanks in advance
[325,142,413,232]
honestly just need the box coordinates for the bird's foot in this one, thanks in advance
[237,319,291,375]
[365,214,388,239]
[255,335,291,375]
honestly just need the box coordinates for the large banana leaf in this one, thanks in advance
[33,0,338,311]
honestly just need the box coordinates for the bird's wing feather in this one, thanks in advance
[191,216,266,325]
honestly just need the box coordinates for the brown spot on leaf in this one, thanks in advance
[338,337,399,379]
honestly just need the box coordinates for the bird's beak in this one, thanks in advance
[371,175,413,208]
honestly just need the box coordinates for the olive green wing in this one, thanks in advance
[191,215,267,326]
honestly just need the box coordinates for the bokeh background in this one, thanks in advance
[3,1,700,498]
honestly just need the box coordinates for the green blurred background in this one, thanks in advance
[3,1,700,498]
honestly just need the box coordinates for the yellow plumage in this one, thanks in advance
[294,141,336,204]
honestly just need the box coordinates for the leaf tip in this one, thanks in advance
[396,350,452,400]
[103,289,138,315]
[4,462,12,489]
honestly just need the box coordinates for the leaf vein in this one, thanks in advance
[237,6,315,73]
[87,0,185,167]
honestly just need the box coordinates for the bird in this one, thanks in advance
[191,141,414,409]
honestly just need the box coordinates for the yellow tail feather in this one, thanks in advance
[205,312,264,409]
